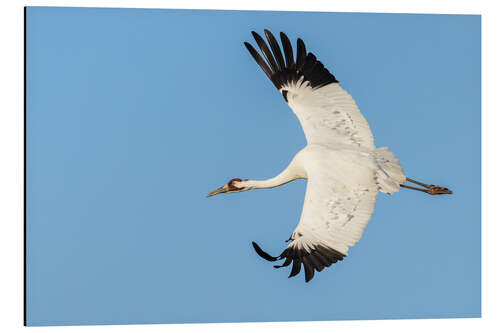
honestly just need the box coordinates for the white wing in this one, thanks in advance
[285,82,375,149]
[244,30,375,150]
[252,170,378,282]
[284,168,378,281]
[246,31,382,282]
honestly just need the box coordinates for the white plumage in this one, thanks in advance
[207,30,451,282]
[284,80,375,149]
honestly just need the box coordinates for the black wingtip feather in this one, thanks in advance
[244,42,273,81]
[244,30,338,94]
[257,241,346,283]
[273,256,292,269]
[252,242,278,262]
[303,257,315,282]
[252,31,279,73]
[296,38,306,70]
[264,29,285,72]
[280,32,295,68]
[288,258,301,278]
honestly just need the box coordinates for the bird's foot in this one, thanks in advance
[426,185,453,195]
[401,178,453,195]
[406,178,453,195]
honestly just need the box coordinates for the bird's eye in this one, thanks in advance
[227,178,244,191]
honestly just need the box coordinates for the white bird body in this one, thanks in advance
[207,30,451,282]
[241,142,403,256]
[240,79,406,258]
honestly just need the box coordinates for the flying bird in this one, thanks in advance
[206,30,452,282]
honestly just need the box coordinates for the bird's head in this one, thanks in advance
[206,178,249,198]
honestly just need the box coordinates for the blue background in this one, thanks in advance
[26,7,481,326]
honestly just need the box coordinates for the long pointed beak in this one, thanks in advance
[206,184,229,198]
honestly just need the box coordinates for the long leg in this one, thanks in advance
[401,178,452,195]
[406,178,433,188]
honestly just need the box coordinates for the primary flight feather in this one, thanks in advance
[207,30,452,283]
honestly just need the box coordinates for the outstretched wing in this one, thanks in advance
[253,167,378,282]
[244,30,375,150]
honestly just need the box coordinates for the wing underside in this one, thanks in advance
[253,171,378,282]
[244,30,375,149]
[246,31,379,282]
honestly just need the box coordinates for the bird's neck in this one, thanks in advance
[243,168,299,189]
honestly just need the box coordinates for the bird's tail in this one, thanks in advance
[374,147,406,194]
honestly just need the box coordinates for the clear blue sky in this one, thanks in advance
[26,7,481,326]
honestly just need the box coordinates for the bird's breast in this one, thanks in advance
[298,145,377,187]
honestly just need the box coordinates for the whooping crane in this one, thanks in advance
[206,30,452,282]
